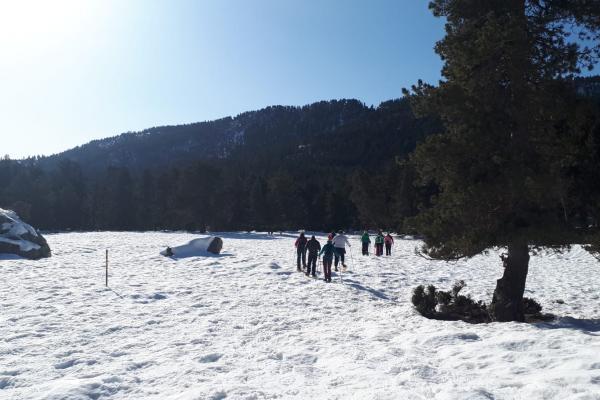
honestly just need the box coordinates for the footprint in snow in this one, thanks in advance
[209,391,227,400]
[0,377,15,389]
[127,361,153,371]
[199,353,223,363]
[54,359,78,369]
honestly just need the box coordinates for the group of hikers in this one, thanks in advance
[294,230,395,283]
[360,230,394,256]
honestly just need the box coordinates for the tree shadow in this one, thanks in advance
[535,316,600,335]
[167,251,234,260]
[342,278,391,301]
[209,232,280,241]
[214,231,335,240]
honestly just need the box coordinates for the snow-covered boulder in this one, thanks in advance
[161,236,223,258]
[0,208,51,260]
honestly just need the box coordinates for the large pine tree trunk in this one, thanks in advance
[490,242,529,322]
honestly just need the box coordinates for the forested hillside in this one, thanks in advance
[0,98,437,232]
[2,76,598,233]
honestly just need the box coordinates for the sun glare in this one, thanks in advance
[0,0,100,53]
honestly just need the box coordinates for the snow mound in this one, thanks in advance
[161,236,223,257]
[0,208,51,260]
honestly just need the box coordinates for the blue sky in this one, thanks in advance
[0,1,445,158]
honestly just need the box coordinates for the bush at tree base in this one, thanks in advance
[411,281,548,324]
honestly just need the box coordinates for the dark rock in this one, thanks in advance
[207,237,223,254]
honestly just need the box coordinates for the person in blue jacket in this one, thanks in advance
[318,239,338,283]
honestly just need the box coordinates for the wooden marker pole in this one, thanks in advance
[105,249,108,287]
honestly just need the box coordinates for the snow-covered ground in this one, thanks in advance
[1,232,599,400]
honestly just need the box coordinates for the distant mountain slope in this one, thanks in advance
[36,98,429,174]
[25,75,600,176]
[4,79,599,232]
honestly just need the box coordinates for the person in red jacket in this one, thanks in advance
[384,233,394,256]
[295,232,308,271]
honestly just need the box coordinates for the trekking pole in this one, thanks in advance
[317,257,322,274]
[105,249,108,287]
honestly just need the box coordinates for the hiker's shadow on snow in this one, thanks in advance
[343,278,390,301]
[535,317,600,335]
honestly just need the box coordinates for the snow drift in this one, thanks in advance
[0,208,51,260]
[160,236,223,257]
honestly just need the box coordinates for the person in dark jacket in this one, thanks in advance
[318,239,338,283]
[305,235,321,277]
[384,233,394,256]
[295,232,308,271]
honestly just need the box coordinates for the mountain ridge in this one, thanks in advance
[35,98,377,174]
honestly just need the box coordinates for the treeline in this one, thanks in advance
[0,98,436,232]
[0,157,425,232]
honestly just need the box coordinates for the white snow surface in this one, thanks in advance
[1,232,599,400]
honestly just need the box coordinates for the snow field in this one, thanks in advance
[0,232,599,399]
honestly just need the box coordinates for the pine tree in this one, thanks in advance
[137,169,159,230]
[249,176,273,231]
[51,160,87,230]
[100,167,136,230]
[406,0,600,321]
